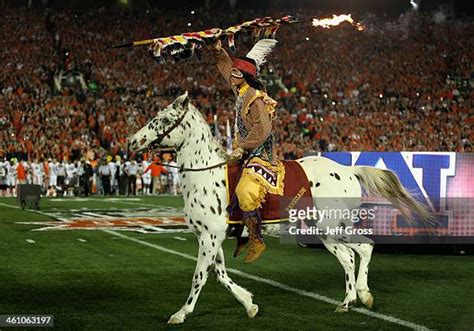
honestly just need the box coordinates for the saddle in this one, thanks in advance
[225,160,314,224]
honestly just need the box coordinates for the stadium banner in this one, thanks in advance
[282,152,474,244]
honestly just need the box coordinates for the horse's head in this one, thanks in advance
[128,92,191,153]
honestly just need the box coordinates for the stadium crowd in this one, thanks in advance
[1,7,472,196]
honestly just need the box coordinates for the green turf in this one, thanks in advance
[0,197,473,330]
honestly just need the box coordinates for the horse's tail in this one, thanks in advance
[353,166,434,223]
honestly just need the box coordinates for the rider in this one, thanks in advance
[210,37,278,263]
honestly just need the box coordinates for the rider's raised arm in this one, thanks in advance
[210,39,233,85]
[237,98,273,151]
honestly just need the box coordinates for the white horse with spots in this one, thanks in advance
[128,92,431,324]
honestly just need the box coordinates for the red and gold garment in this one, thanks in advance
[226,159,314,224]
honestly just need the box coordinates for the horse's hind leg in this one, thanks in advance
[213,247,258,318]
[345,241,374,309]
[321,239,357,312]
[168,231,223,324]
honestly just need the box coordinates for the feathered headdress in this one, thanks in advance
[246,39,278,70]
[232,39,277,77]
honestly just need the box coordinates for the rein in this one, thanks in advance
[151,160,229,172]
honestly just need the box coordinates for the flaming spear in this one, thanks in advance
[112,14,364,63]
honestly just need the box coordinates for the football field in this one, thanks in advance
[0,196,473,330]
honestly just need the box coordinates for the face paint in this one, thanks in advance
[231,67,243,78]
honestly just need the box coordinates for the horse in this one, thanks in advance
[128,92,432,324]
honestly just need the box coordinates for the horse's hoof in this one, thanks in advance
[167,312,185,324]
[335,304,349,313]
[360,291,374,309]
[247,304,259,318]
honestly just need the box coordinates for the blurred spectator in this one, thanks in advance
[145,158,168,195]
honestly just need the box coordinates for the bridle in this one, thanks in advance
[146,109,230,172]
[148,110,188,151]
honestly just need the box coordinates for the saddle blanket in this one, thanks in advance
[225,160,314,224]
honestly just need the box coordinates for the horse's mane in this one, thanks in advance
[188,103,228,160]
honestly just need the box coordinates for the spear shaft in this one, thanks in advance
[110,16,308,49]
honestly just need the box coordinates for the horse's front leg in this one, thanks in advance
[168,231,222,324]
[213,247,258,318]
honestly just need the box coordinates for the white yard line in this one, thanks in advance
[0,202,20,209]
[107,199,171,208]
[104,230,431,331]
[0,202,69,221]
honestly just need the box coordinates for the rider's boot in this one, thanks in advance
[243,212,266,263]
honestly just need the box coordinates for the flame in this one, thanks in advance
[312,14,364,31]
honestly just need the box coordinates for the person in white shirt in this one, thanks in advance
[56,160,66,193]
[76,160,85,195]
[65,161,77,196]
[98,160,111,195]
[168,157,180,195]
[31,159,44,187]
[47,159,58,196]
[108,158,117,195]
[0,159,9,196]
[65,161,76,182]
[142,158,151,195]
[22,160,31,184]
[126,160,138,196]
[7,159,17,196]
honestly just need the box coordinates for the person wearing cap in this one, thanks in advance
[210,37,279,263]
